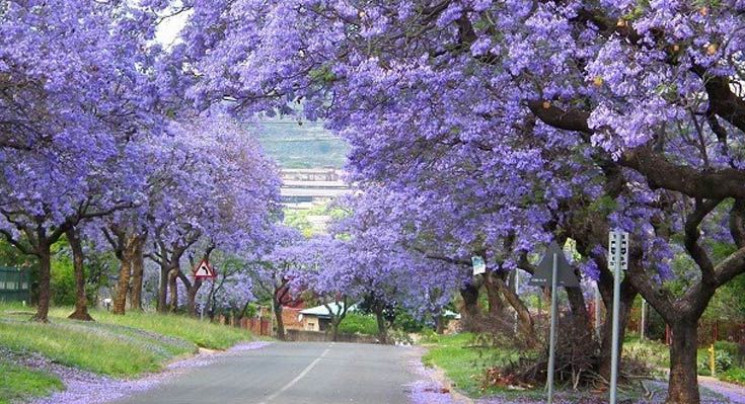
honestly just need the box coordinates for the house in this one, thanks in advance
[297,302,356,332]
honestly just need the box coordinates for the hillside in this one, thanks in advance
[254,118,349,169]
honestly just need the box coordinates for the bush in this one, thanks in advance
[721,367,745,385]
[715,341,745,367]
[338,313,378,335]
[698,348,733,375]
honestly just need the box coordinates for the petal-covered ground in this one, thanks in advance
[407,352,745,404]
[14,342,273,404]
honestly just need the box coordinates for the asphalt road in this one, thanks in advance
[112,342,420,404]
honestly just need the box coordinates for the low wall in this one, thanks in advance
[285,329,379,344]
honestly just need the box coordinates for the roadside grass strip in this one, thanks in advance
[0,304,252,378]
[48,307,250,350]
[0,360,64,404]
[422,333,525,397]
[0,319,168,377]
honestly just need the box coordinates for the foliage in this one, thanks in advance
[337,313,378,335]
[698,349,733,375]
[0,361,64,404]
[720,367,745,385]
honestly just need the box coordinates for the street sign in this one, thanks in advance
[528,241,580,404]
[193,259,216,279]
[471,256,486,276]
[608,231,629,270]
[528,242,579,287]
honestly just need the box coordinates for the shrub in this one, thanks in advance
[721,367,745,385]
[698,348,733,375]
[338,313,378,335]
[715,341,745,367]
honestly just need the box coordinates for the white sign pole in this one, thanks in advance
[609,230,628,404]
[547,253,559,404]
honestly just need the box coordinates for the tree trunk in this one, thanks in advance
[459,283,481,329]
[375,308,388,344]
[168,269,179,312]
[495,277,540,348]
[434,314,446,334]
[31,246,52,323]
[484,271,506,315]
[66,228,93,321]
[666,320,701,404]
[157,263,169,313]
[598,283,637,380]
[128,237,145,311]
[185,277,203,316]
[273,299,285,341]
[331,318,341,342]
[566,286,591,331]
[112,238,136,315]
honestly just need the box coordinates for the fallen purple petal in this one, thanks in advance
[20,341,273,404]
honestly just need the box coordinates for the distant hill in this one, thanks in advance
[254,118,349,169]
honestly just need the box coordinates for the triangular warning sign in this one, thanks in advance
[528,242,580,288]
[193,259,216,279]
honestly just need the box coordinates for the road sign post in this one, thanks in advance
[528,242,579,404]
[608,230,629,404]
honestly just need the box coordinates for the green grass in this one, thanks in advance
[48,307,250,350]
[721,367,745,385]
[623,337,670,370]
[422,333,525,397]
[0,304,252,378]
[0,361,64,404]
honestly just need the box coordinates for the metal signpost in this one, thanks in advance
[608,230,629,404]
[528,242,579,404]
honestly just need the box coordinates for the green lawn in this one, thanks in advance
[0,361,64,404]
[47,307,249,350]
[0,304,252,378]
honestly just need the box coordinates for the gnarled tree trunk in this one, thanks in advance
[113,236,139,315]
[459,283,481,329]
[168,268,179,312]
[495,276,540,348]
[67,227,93,321]
[157,262,169,313]
[484,271,506,315]
[32,245,53,323]
[666,319,700,404]
[128,237,145,311]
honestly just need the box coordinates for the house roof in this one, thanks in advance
[300,302,356,318]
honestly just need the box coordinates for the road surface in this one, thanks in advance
[111,342,420,404]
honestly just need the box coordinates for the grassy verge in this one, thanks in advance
[48,307,249,350]
[0,361,64,404]
[0,303,252,378]
[421,333,527,397]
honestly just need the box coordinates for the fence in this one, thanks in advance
[0,267,30,303]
